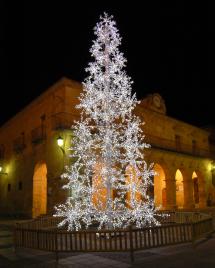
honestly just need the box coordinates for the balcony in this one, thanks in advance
[13,136,26,153]
[145,133,212,158]
[51,112,78,130]
[31,126,46,144]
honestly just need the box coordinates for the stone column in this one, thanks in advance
[165,177,177,210]
[183,179,195,209]
[198,179,207,208]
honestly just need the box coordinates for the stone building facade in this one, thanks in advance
[0,77,214,218]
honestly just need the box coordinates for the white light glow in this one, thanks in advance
[54,13,160,231]
[57,137,64,147]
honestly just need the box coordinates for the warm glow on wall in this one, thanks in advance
[153,164,166,208]
[175,169,184,208]
[192,171,198,179]
[211,161,215,173]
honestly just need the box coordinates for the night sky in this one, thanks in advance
[1,2,214,127]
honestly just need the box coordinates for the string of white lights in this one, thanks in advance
[54,13,161,231]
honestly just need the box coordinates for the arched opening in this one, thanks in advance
[175,169,184,209]
[92,162,109,210]
[153,164,166,209]
[125,165,142,207]
[92,163,130,210]
[32,162,47,218]
[192,171,199,207]
[193,170,207,208]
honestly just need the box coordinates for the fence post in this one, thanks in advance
[13,224,17,253]
[37,230,39,249]
[191,223,196,248]
[55,232,59,263]
[129,225,134,263]
[21,228,24,247]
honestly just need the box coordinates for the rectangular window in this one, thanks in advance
[8,184,11,192]
[18,181,23,191]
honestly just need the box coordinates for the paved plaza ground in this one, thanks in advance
[0,219,215,268]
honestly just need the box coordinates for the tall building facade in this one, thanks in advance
[0,78,214,218]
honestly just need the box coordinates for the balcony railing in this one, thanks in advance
[13,136,26,153]
[51,112,78,130]
[31,126,46,144]
[145,133,212,158]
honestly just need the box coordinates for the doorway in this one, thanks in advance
[32,162,47,218]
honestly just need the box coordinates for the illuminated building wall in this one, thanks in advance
[0,78,214,217]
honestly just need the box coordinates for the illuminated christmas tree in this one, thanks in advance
[54,13,159,230]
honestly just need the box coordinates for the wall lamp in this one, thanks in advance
[57,136,64,147]
[57,136,65,154]
[0,165,8,175]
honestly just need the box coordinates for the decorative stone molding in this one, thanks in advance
[139,93,166,114]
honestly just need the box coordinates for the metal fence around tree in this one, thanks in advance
[14,211,214,263]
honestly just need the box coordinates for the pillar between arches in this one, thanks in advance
[165,177,177,210]
[198,179,207,209]
[183,179,195,209]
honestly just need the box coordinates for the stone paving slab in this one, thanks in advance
[59,253,131,268]
[0,248,19,261]
[1,243,215,268]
